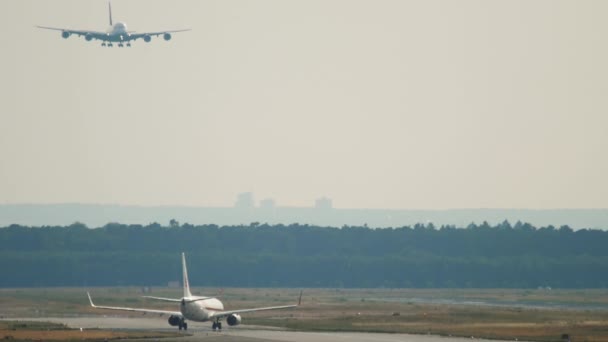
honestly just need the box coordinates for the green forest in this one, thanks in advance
[1,222,607,288]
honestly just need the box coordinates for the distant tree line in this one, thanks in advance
[1,221,607,288]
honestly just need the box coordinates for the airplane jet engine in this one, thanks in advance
[227,314,242,326]
[61,31,71,39]
[163,33,172,41]
[168,315,182,326]
[85,34,93,41]
[143,34,151,42]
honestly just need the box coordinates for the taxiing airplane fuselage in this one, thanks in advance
[179,297,224,322]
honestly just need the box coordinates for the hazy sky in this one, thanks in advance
[1,0,607,209]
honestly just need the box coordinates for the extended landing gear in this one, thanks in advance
[212,321,222,331]
[178,321,188,331]
[101,42,130,47]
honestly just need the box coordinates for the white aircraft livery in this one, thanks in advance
[87,253,302,331]
[37,2,190,47]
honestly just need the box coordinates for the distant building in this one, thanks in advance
[259,198,277,220]
[259,198,276,209]
[315,197,333,209]
[234,192,255,209]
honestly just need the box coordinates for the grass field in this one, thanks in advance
[0,320,181,341]
[1,288,608,341]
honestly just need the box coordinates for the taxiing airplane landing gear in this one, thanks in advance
[108,43,113,47]
[101,42,106,46]
[127,43,131,47]
[178,319,188,331]
[212,321,222,331]
[118,43,124,47]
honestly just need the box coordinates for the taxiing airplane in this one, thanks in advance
[87,253,302,331]
[37,2,190,47]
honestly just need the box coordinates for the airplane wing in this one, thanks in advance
[210,291,302,319]
[36,26,108,40]
[87,292,181,316]
[129,29,191,40]
[211,304,298,319]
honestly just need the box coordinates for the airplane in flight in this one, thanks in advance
[87,253,302,331]
[37,2,190,47]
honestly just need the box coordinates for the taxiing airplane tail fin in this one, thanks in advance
[108,2,113,26]
[182,252,193,298]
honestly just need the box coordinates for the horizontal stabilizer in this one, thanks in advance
[143,295,213,303]
[142,296,182,302]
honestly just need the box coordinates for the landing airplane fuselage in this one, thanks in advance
[101,22,130,42]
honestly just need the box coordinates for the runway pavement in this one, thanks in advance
[7,316,516,342]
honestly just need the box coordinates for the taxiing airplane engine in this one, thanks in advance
[85,34,93,41]
[163,33,172,41]
[143,34,151,43]
[227,314,242,326]
[61,31,71,39]
[168,315,182,327]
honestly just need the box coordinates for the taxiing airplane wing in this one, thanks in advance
[87,292,181,316]
[210,291,303,319]
[36,26,108,40]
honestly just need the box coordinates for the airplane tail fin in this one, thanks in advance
[182,252,193,298]
[108,2,113,26]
